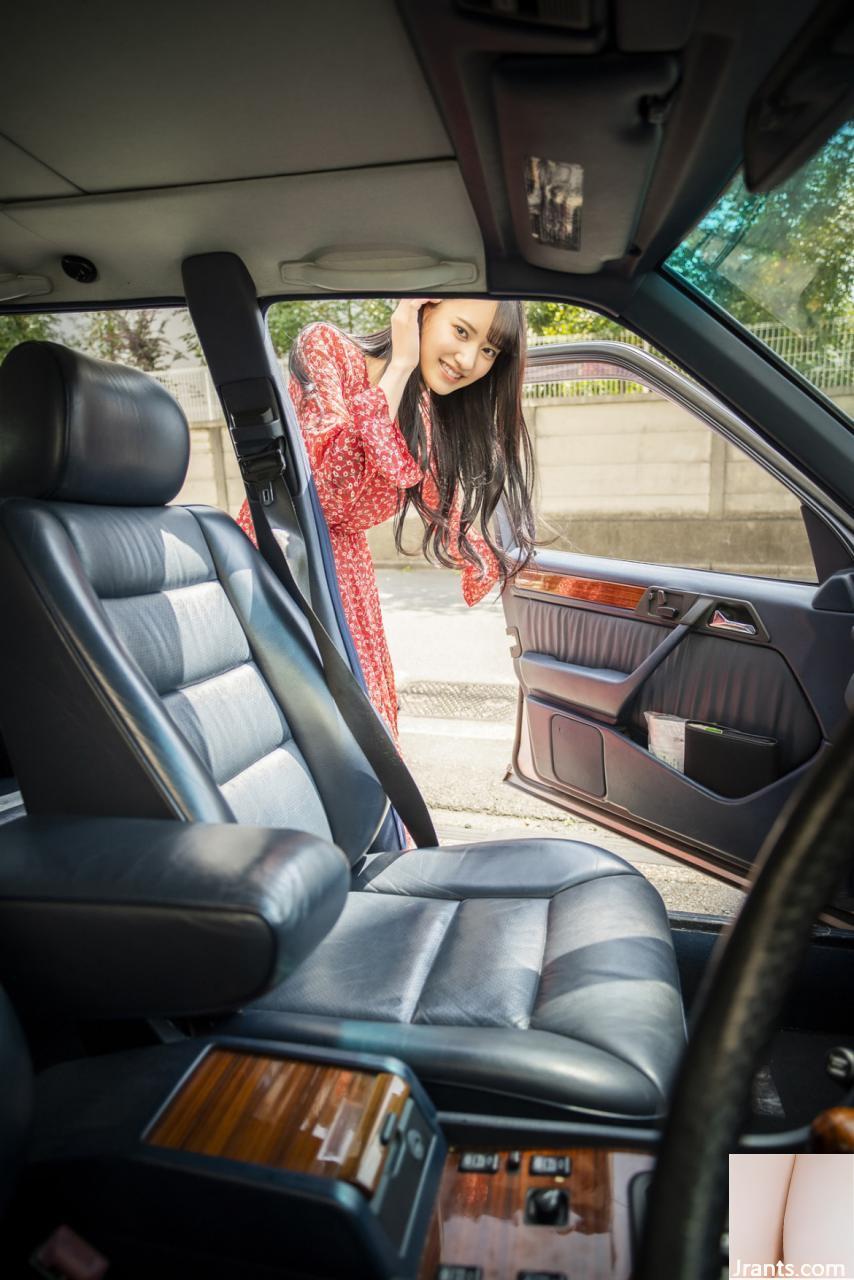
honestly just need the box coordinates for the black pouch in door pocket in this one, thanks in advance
[684,722,779,798]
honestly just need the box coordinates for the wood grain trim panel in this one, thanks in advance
[419,1146,653,1280]
[146,1049,409,1197]
[515,570,647,611]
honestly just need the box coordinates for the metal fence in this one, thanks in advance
[150,321,854,420]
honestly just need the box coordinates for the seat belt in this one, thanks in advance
[222,381,439,850]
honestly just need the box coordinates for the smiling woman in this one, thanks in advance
[237,298,536,744]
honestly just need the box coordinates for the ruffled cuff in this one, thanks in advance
[351,387,422,490]
[236,498,257,547]
[460,541,500,607]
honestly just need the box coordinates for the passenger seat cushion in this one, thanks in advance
[237,839,686,1117]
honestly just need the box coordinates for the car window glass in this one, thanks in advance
[261,299,816,582]
[525,351,816,582]
[665,122,854,425]
[255,300,815,585]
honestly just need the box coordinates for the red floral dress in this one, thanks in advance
[236,321,499,743]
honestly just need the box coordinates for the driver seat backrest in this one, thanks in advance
[0,342,387,864]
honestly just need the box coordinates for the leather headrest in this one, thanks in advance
[0,341,190,505]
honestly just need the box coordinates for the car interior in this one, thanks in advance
[0,2,852,1278]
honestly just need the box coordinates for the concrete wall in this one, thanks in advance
[178,391,853,582]
[174,423,246,514]
[367,390,853,580]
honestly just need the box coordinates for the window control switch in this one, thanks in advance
[458,1152,500,1173]
[529,1154,571,1177]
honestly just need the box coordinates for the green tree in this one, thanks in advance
[667,122,854,333]
[267,297,626,355]
[77,309,173,370]
[266,298,395,357]
[0,312,58,363]
[525,302,622,340]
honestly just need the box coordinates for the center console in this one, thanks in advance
[421,1144,652,1280]
[25,1038,445,1279]
[146,1043,443,1277]
[23,1035,653,1280]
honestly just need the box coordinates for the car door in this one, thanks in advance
[501,339,854,894]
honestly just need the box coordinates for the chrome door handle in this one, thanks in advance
[709,608,757,636]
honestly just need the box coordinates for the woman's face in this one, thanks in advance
[419,300,500,396]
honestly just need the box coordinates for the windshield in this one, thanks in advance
[666,122,853,420]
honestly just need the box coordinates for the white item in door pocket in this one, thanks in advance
[645,712,688,772]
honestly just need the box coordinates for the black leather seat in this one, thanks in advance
[0,342,686,1119]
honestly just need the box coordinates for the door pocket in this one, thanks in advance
[684,723,779,798]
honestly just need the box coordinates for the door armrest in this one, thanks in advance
[518,597,712,723]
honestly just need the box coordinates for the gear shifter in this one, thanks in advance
[525,1187,568,1225]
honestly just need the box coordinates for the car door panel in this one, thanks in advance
[631,633,821,772]
[517,695,822,865]
[504,553,851,876]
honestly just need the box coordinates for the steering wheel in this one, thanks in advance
[636,711,854,1280]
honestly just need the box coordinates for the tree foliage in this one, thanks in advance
[0,313,58,363]
[265,296,623,354]
[667,122,854,333]
[266,298,394,356]
[524,302,622,339]
[76,309,175,370]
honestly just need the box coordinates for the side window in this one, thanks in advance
[525,331,817,583]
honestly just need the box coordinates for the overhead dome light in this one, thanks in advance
[61,255,98,284]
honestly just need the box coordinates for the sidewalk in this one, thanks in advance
[378,565,745,918]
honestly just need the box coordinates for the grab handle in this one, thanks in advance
[280,247,479,292]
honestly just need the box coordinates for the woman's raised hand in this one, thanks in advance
[388,298,440,373]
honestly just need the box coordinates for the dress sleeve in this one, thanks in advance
[293,323,422,527]
[452,511,500,606]
[422,469,500,607]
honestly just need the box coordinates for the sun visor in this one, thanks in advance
[493,56,678,273]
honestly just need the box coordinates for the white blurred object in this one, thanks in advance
[644,711,687,772]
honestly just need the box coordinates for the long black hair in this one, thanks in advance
[290,301,536,583]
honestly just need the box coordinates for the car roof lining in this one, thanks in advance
[0,1,452,195]
[0,0,838,308]
[0,161,486,305]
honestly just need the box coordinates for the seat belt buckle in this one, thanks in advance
[237,439,287,497]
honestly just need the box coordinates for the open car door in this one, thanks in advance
[501,341,854,901]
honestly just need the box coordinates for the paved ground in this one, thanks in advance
[377,565,745,918]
